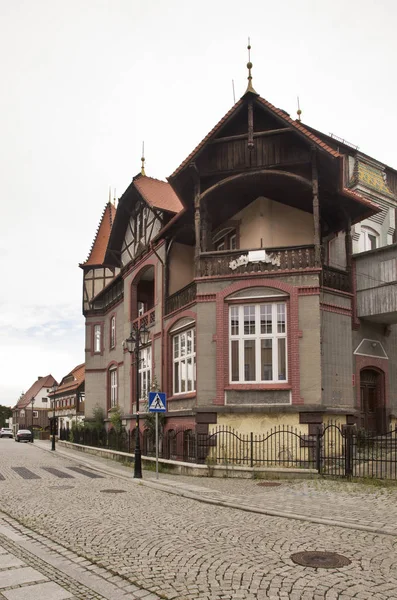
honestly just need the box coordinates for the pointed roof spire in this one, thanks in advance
[297,96,302,122]
[244,38,258,96]
[141,141,146,176]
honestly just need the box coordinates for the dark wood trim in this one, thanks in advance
[311,148,321,266]
[209,127,293,145]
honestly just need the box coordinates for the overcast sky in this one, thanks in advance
[1,0,396,407]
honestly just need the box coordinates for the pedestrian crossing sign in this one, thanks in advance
[148,392,167,412]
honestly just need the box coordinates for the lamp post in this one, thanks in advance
[30,397,35,443]
[125,322,150,478]
[51,383,58,451]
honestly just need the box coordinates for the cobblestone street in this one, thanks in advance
[0,440,397,599]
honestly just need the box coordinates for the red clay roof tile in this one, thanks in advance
[55,363,85,394]
[15,375,57,409]
[134,176,183,213]
[81,202,116,266]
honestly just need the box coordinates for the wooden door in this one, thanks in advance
[360,369,384,433]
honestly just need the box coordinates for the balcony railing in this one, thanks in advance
[165,282,197,315]
[133,307,155,329]
[199,245,316,277]
[322,266,351,293]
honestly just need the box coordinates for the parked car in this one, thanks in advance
[15,429,33,443]
[0,428,13,438]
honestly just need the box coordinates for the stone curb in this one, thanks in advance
[34,441,397,538]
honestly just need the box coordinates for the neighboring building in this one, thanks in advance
[81,65,397,438]
[12,375,57,434]
[48,364,85,436]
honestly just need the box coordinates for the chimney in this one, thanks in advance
[37,376,42,380]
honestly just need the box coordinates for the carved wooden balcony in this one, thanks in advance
[199,245,316,278]
[165,282,197,316]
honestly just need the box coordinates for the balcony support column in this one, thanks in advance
[311,148,321,267]
[190,163,201,276]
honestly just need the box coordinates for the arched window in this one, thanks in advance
[359,226,379,252]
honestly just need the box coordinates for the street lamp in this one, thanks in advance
[30,397,35,443]
[51,383,58,451]
[125,322,150,478]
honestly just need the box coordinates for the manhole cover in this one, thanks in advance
[257,482,281,487]
[100,489,126,494]
[291,551,351,568]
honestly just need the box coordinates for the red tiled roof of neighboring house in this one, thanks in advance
[55,363,85,394]
[15,375,57,410]
[81,202,116,266]
[134,175,183,213]
[169,95,340,179]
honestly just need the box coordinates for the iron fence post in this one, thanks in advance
[316,429,321,473]
[250,432,254,468]
[345,426,353,477]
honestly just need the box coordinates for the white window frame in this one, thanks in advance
[229,303,287,383]
[139,345,152,401]
[110,316,116,349]
[32,411,38,418]
[93,324,102,353]
[173,328,196,395]
[359,226,379,252]
[109,368,118,408]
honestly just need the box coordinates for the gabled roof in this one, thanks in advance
[169,95,340,180]
[81,202,116,267]
[15,375,57,409]
[55,363,85,395]
[133,174,183,214]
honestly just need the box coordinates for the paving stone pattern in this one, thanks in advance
[0,441,397,599]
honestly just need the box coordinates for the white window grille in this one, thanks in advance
[173,329,196,395]
[229,303,287,383]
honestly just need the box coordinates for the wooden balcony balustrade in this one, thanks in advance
[133,307,156,329]
[165,282,197,315]
[322,266,351,293]
[199,246,316,277]
[164,247,351,316]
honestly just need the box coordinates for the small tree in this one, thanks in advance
[109,405,123,434]
[91,404,105,432]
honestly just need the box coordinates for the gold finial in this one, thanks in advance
[297,96,302,122]
[245,37,258,95]
[141,141,146,176]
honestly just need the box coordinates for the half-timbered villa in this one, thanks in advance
[81,63,397,440]
[12,374,57,435]
[48,363,85,437]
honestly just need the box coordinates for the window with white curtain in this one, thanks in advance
[109,368,118,407]
[139,345,152,400]
[229,303,287,383]
[110,316,116,348]
[94,324,102,353]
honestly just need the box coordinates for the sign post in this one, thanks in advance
[148,392,167,479]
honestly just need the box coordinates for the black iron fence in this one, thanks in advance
[66,423,397,480]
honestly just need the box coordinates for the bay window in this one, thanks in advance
[173,328,196,394]
[229,303,287,383]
